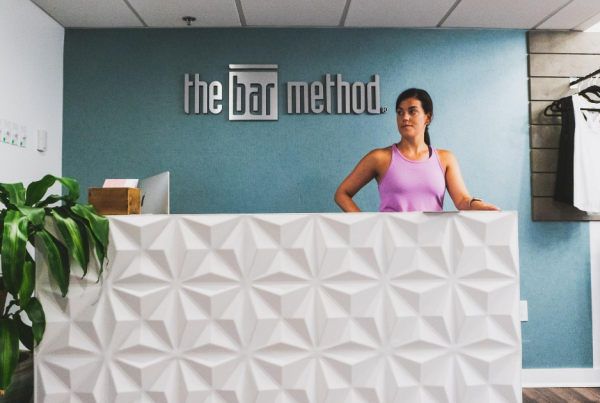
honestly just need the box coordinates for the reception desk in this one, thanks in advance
[35,212,521,403]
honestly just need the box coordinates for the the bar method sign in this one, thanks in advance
[184,64,381,121]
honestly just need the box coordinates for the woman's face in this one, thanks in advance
[396,97,431,139]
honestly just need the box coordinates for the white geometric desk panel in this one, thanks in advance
[35,212,521,403]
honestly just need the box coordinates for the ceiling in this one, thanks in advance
[32,0,600,30]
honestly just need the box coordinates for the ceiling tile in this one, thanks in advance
[128,0,241,27]
[31,0,143,27]
[345,0,456,27]
[442,0,570,29]
[538,0,600,29]
[241,0,346,26]
[574,9,600,31]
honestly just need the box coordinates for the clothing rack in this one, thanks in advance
[570,67,600,86]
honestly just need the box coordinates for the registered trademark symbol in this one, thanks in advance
[380,107,387,114]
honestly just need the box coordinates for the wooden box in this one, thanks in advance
[88,187,141,215]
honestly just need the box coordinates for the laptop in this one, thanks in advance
[138,172,170,214]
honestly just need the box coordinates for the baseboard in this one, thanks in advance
[522,368,600,387]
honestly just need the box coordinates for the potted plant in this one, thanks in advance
[0,175,109,398]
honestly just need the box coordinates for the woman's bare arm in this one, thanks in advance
[441,150,500,211]
[335,149,387,212]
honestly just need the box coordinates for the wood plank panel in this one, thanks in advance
[531,125,560,148]
[531,149,558,172]
[523,388,567,403]
[530,101,562,125]
[528,31,600,222]
[530,77,576,101]
[528,31,600,54]
[529,54,600,77]
[523,388,600,402]
[532,173,556,197]
[533,198,600,221]
[551,387,600,402]
[572,388,600,401]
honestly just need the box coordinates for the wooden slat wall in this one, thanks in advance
[528,31,600,221]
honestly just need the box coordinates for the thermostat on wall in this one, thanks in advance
[37,130,47,152]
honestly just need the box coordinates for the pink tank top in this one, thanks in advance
[378,144,446,212]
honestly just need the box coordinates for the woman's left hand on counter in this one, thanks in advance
[470,200,501,211]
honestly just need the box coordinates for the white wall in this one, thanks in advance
[0,0,64,191]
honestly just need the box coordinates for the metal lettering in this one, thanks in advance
[310,82,324,114]
[367,75,381,114]
[351,82,365,114]
[326,74,334,114]
[287,82,309,114]
[336,74,350,114]
[185,74,223,115]
[185,68,380,118]
[184,74,193,114]
[195,74,208,114]
[209,82,223,114]
[229,65,278,121]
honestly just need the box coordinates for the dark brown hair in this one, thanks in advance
[396,88,434,146]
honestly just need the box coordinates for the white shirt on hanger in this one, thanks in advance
[573,94,600,213]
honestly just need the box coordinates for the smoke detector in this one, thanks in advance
[182,16,196,26]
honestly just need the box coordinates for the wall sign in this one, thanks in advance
[184,65,381,121]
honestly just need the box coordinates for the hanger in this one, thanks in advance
[544,70,600,116]
[578,75,600,107]
[544,99,564,116]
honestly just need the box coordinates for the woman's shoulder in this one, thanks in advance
[366,146,393,165]
[359,146,393,174]
[434,148,458,170]
[370,145,393,156]
[434,148,455,160]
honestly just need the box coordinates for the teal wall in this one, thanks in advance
[63,28,592,368]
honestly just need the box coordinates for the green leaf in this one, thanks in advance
[16,206,46,227]
[23,297,45,347]
[56,177,80,203]
[0,183,26,206]
[89,228,105,280]
[70,204,109,277]
[24,175,57,206]
[35,194,65,208]
[37,230,70,297]
[25,175,80,206]
[78,220,90,274]
[1,211,28,297]
[14,314,33,351]
[0,318,19,392]
[18,255,35,309]
[0,191,9,207]
[71,205,109,248]
[52,208,88,277]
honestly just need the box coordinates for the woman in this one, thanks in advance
[334,88,499,212]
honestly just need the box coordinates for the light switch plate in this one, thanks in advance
[11,122,19,146]
[520,300,528,322]
[1,120,10,144]
[19,125,27,148]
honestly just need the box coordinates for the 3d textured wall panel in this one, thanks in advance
[35,212,521,403]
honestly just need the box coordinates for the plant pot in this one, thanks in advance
[0,351,33,403]
[0,277,6,315]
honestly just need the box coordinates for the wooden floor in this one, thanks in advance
[523,388,600,402]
